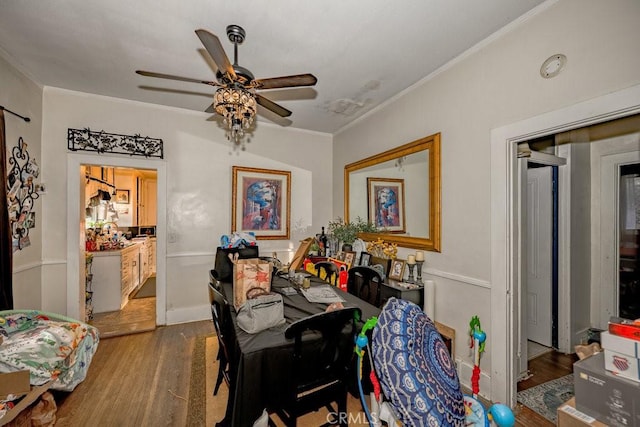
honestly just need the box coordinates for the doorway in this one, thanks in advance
[619,162,640,320]
[83,164,158,337]
[66,153,167,327]
[490,84,640,406]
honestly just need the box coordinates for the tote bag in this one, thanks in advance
[233,258,272,310]
[213,246,259,282]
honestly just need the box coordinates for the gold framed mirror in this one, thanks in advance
[344,133,441,251]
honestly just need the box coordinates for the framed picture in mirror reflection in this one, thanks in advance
[367,177,405,233]
[232,166,291,240]
[359,251,371,266]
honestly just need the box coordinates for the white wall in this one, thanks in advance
[40,87,332,321]
[334,0,640,399]
[0,54,44,309]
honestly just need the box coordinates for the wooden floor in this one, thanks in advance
[54,320,213,426]
[514,349,579,426]
[52,317,577,426]
[89,295,156,338]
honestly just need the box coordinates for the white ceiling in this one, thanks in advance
[0,0,545,134]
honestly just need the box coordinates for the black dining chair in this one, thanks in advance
[313,261,339,286]
[347,266,383,307]
[270,307,362,427]
[207,282,232,396]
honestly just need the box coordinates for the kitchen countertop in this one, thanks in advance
[87,242,141,257]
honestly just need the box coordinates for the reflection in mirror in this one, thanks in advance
[344,133,441,251]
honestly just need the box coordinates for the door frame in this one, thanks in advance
[490,83,640,406]
[595,149,640,328]
[66,153,167,325]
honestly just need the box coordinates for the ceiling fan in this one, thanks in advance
[136,25,317,144]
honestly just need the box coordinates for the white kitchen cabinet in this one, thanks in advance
[91,243,141,313]
[132,235,156,283]
[149,237,156,276]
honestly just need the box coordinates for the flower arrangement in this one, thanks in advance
[366,237,398,259]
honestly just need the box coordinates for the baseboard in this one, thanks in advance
[166,304,211,325]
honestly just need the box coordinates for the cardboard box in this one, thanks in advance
[557,397,607,427]
[574,352,640,426]
[604,349,640,382]
[601,331,640,382]
[0,371,30,400]
[602,331,640,357]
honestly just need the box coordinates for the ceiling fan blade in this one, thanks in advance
[256,94,292,117]
[253,74,318,90]
[136,70,219,86]
[195,29,237,81]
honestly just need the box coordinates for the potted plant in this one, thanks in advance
[328,217,378,251]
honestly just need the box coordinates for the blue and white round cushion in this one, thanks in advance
[372,297,465,426]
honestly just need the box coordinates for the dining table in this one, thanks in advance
[218,272,381,427]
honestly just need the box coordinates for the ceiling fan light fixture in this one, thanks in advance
[214,86,256,146]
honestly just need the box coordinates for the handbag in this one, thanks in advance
[213,246,259,282]
[236,288,285,334]
[232,257,272,310]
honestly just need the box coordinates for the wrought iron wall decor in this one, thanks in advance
[7,137,40,251]
[67,128,164,158]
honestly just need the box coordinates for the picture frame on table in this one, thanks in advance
[232,166,291,240]
[388,259,406,281]
[367,177,406,233]
[115,189,129,204]
[359,251,371,266]
[343,251,356,267]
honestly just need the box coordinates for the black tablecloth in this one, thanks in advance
[221,274,380,427]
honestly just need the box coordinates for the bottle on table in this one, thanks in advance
[319,227,328,257]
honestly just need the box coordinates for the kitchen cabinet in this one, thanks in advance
[91,243,140,313]
[132,236,155,284]
[149,237,156,275]
[138,176,157,226]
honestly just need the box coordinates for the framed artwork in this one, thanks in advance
[370,256,391,277]
[343,251,356,267]
[359,251,371,266]
[115,189,129,204]
[232,166,291,240]
[367,177,406,233]
[388,259,406,281]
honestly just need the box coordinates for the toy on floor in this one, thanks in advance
[464,315,515,427]
[354,303,515,427]
[354,316,399,427]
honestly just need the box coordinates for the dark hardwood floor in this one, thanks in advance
[514,349,579,427]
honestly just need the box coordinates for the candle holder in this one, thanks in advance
[416,260,424,284]
[406,263,416,284]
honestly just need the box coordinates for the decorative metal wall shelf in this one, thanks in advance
[7,137,40,251]
[68,128,164,158]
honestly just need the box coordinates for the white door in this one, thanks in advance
[526,166,553,347]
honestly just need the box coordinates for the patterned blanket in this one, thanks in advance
[0,310,99,392]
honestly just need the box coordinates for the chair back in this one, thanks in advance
[209,269,222,290]
[284,307,361,395]
[314,261,339,286]
[347,266,383,307]
[208,283,231,356]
